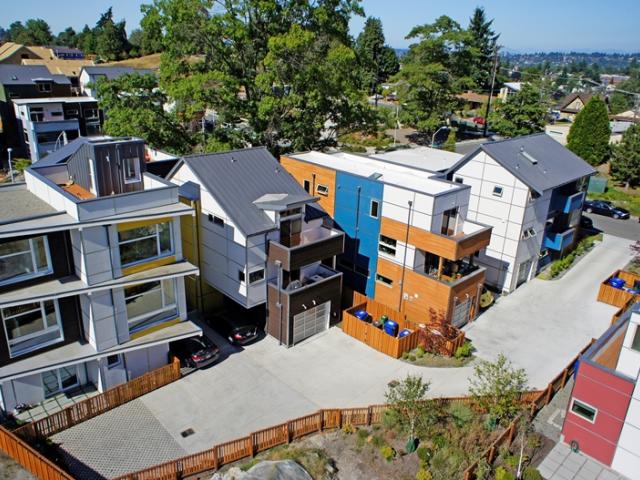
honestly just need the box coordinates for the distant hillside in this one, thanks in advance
[105,53,161,70]
[500,51,638,70]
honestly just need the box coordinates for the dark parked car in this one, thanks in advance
[584,200,630,219]
[211,315,260,345]
[170,336,220,368]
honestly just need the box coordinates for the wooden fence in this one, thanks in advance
[14,357,181,441]
[114,394,543,480]
[462,339,595,480]
[0,426,73,480]
[597,270,639,309]
[610,296,638,325]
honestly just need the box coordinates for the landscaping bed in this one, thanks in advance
[537,233,603,280]
[401,342,474,368]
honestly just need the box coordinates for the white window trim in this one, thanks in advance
[492,186,504,197]
[106,354,122,369]
[88,158,96,195]
[370,199,380,219]
[0,237,53,287]
[316,184,329,196]
[569,398,598,424]
[2,300,63,358]
[123,157,141,184]
[378,235,397,257]
[125,279,178,333]
[42,365,80,398]
[118,222,174,268]
[375,273,393,287]
[248,268,265,285]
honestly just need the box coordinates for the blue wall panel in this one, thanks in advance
[333,171,383,297]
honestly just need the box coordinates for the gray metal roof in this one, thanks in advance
[449,133,596,194]
[0,64,70,85]
[81,66,155,79]
[30,137,90,168]
[173,148,314,236]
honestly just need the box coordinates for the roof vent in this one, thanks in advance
[11,75,17,81]
[520,147,538,165]
[369,172,383,180]
[275,167,280,173]
[230,156,235,163]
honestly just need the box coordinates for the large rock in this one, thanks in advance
[212,460,312,480]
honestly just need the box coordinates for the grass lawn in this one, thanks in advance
[588,184,640,217]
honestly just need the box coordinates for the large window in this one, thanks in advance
[118,222,173,268]
[0,237,52,286]
[2,300,63,357]
[125,279,177,333]
[123,157,141,184]
[441,207,458,236]
[42,366,79,397]
[378,235,397,256]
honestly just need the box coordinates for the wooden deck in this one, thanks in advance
[62,183,94,200]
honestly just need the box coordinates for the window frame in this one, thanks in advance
[87,158,96,194]
[303,180,311,193]
[238,270,246,283]
[118,222,174,269]
[454,176,464,184]
[375,273,393,287]
[124,279,178,333]
[123,157,141,184]
[248,269,265,284]
[492,185,504,197]
[0,236,53,287]
[370,200,380,219]
[378,234,397,257]
[208,214,224,227]
[2,300,63,358]
[631,325,640,352]
[106,354,122,369]
[316,184,329,196]
[570,398,598,423]
[42,365,80,398]
[36,82,52,93]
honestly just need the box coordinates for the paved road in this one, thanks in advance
[585,212,640,241]
[52,235,633,477]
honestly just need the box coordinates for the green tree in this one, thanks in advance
[96,73,192,154]
[76,25,97,54]
[55,27,77,47]
[611,124,640,187]
[468,353,527,423]
[466,7,499,90]
[443,128,456,152]
[137,4,165,55]
[488,83,547,137]
[10,19,53,45]
[154,0,371,153]
[355,17,399,94]
[385,375,432,443]
[94,8,130,61]
[567,98,611,165]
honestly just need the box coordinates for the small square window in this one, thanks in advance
[492,186,504,197]
[454,177,464,184]
[303,180,311,193]
[209,214,224,227]
[370,200,380,218]
[316,184,329,196]
[238,270,245,283]
[570,399,597,423]
[123,157,141,184]
[106,354,121,369]
[375,274,393,286]
[249,269,264,284]
[632,326,640,352]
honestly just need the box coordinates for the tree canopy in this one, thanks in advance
[488,83,547,137]
[466,7,499,91]
[7,19,53,45]
[355,17,399,94]
[567,97,611,165]
[611,124,640,187]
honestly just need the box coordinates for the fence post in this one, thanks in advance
[285,422,290,444]
[213,445,219,470]
[507,420,517,447]
[545,383,553,405]
[366,406,372,426]
[338,410,342,429]
[247,435,254,458]
[560,367,569,388]
[487,445,496,463]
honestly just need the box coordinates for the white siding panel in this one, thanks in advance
[383,185,414,207]
[508,205,525,224]
[456,159,485,179]
[482,163,517,186]
[411,211,432,231]
[383,202,412,223]
[502,238,519,258]
[477,196,512,220]
[412,193,434,215]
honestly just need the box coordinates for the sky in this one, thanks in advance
[3,0,639,53]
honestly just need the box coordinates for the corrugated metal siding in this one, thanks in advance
[66,142,93,192]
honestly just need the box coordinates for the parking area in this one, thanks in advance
[52,235,633,478]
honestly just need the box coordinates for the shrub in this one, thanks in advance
[495,466,515,480]
[341,423,355,434]
[371,435,385,448]
[454,341,473,359]
[402,352,410,360]
[523,466,543,480]
[527,433,543,451]
[432,434,448,450]
[447,402,475,427]
[474,458,491,480]
[380,445,396,462]
[13,158,31,173]
[408,354,416,362]
[382,408,400,430]
[416,468,433,480]
[503,454,520,469]
[416,446,433,464]
[415,347,425,359]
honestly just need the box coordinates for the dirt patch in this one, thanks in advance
[0,452,35,480]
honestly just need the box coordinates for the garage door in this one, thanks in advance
[292,301,330,344]
[452,297,471,328]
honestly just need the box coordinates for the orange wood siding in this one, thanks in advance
[280,156,336,216]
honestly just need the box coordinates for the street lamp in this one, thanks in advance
[7,147,14,183]
[431,126,449,148]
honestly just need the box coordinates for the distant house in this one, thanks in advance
[600,73,630,87]
[79,66,155,98]
[0,42,51,65]
[22,58,94,92]
[498,82,522,102]
[49,46,84,60]
[558,92,592,121]
[457,91,490,111]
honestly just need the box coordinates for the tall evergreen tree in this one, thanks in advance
[355,17,399,94]
[56,27,77,47]
[467,7,499,91]
[94,8,130,61]
[610,124,640,187]
[567,98,611,165]
[76,25,96,54]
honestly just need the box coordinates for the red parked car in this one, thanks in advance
[472,116,486,125]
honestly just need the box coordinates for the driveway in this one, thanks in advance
[52,235,633,478]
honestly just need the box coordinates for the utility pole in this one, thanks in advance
[483,44,500,138]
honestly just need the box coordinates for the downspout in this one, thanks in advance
[352,186,362,267]
[398,200,413,312]
[275,260,283,346]
[191,199,204,314]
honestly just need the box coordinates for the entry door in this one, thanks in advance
[292,301,330,344]
[452,297,471,328]
[516,259,533,288]
[42,366,80,397]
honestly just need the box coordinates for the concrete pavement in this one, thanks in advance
[538,443,629,480]
[52,235,633,477]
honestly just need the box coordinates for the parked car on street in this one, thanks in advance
[583,200,630,219]
[210,315,260,345]
[170,336,220,368]
[472,116,486,125]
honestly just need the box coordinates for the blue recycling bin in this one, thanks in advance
[354,309,369,321]
[384,320,399,337]
[398,329,412,338]
[609,277,625,289]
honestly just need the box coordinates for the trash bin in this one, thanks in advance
[384,320,399,337]
[354,309,369,321]
[398,329,412,338]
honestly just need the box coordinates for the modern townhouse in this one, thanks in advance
[13,96,103,162]
[168,148,345,346]
[79,66,155,99]
[281,151,492,328]
[446,134,595,294]
[561,303,640,478]
[0,64,72,152]
[0,136,200,413]
[22,58,95,94]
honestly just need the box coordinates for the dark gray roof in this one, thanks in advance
[81,66,155,79]
[0,65,70,85]
[449,133,596,194]
[172,148,314,236]
[0,184,57,224]
[31,137,89,168]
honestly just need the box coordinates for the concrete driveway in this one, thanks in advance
[52,235,633,477]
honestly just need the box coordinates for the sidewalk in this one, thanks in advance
[538,443,629,480]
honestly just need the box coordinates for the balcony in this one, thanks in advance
[269,226,345,270]
[32,119,80,133]
[550,191,585,216]
[543,227,575,251]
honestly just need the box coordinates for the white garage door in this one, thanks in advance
[292,301,330,344]
[452,297,471,328]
